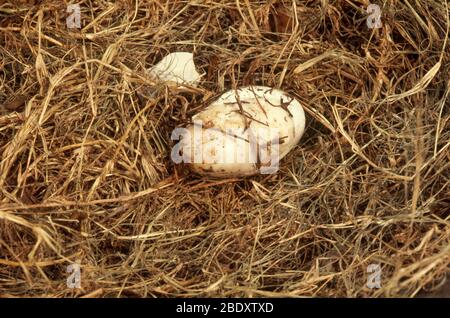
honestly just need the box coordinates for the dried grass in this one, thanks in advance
[0,0,449,297]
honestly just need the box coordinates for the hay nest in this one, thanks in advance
[0,0,449,297]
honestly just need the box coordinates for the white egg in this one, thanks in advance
[150,52,201,86]
[172,86,306,178]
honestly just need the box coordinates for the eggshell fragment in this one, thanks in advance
[174,86,306,178]
[150,52,201,86]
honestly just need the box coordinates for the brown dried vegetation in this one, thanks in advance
[0,0,449,297]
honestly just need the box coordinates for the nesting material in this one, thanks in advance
[0,0,449,298]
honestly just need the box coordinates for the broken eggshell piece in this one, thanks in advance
[173,86,306,178]
[150,52,201,86]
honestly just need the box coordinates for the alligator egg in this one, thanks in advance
[171,86,306,178]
